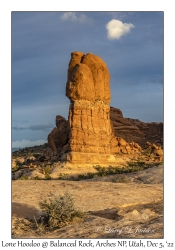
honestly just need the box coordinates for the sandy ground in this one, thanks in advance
[12,165,163,239]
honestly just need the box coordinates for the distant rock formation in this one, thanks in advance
[110,107,163,148]
[126,118,163,147]
[47,115,70,155]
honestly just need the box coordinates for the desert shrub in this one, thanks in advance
[45,173,52,180]
[126,160,162,172]
[58,173,68,180]
[86,172,96,179]
[127,161,144,167]
[94,165,121,176]
[32,175,42,180]
[45,166,51,175]
[137,161,145,166]
[126,161,146,172]
[154,162,163,166]
[93,165,107,176]
[77,172,96,180]
[20,175,28,180]
[12,164,20,173]
[39,192,85,229]
[144,147,152,156]
[94,164,150,176]
[15,159,22,166]
[12,159,24,173]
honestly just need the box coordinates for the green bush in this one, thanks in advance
[144,147,152,156]
[77,172,96,180]
[93,163,153,176]
[45,173,52,180]
[39,192,85,229]
[57,173,70,180]
[45,166,51,175]
[20,175,28,180]
[12,164,20,173]
[32,175,42,180]
[94,165,121,176]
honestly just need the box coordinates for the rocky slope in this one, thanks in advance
[110,107,163,148]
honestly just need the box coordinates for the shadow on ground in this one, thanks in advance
[12,202,41,219]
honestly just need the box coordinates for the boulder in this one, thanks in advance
[145,142,163,161]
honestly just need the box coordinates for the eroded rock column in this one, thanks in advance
[64,51,118,163]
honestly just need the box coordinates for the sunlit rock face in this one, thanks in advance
[64,51,120,163]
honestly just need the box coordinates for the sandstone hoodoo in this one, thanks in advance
[65,51,117,163]
[63,51,140,163]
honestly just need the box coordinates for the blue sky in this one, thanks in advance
[12,11,163,148]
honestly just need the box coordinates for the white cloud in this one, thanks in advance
[61,12,78,21]
[12,139,47,148]
[78,14,89,23]
[61,12,90,23]
[106,19,134,40]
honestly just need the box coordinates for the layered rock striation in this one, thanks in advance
[110,107,163,148]
[64,52,119,163]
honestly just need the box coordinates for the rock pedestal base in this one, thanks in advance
[61,151,117,164]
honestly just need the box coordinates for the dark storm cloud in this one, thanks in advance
[12,126,26,131]
[29,124,55,131]
[12,123,54,132]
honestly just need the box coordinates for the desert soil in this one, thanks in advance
[12,165,163,239]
